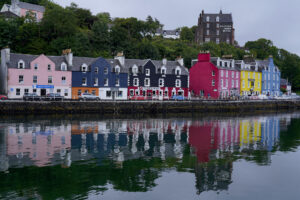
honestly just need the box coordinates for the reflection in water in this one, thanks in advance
[0,113,299,199]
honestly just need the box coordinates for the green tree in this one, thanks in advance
[180,27,194,42]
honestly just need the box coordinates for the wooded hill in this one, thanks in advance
[1,0,300,90]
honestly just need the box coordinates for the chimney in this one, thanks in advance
[198,51,210,62]
[176,56,184,66]
[1,48,10,63]
[220,10,222,14]
[202,10,204,15]
[162,58,167,65]
[114,52,125,66]
[62,49,73,67]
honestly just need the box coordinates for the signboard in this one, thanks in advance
[10,88,14,92]
[32,85,54,89]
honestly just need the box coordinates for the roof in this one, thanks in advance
[0,11,19,18]
[156,29,180,36]
[8,53,38,69]
[201,13,233,23]
[18,1,45,13]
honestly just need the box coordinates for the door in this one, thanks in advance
[41,89,46,96]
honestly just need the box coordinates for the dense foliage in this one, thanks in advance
[0,0,300,90]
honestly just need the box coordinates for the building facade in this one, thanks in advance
[190,53,219,99]
[195,10,235,45]
[72,56,128,100]
[1,0,45,22]
[111,54,189,100]
[211,57,240,98]
[257,57,281,96]
[155,29,181,39]
[238,58,262,96]
[0,49,72,99]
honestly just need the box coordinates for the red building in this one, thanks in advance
[190,53,219,98]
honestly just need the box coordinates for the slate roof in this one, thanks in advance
[18,1,45,13]
[0,11,19,18]
[8,53,38,69]
[210,57,239,71]
[201,13,233,23]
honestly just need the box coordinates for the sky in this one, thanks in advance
[56,0,300,56]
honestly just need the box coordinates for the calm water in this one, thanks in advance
[0,113,300,200]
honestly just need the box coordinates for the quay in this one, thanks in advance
[0,100,300,115]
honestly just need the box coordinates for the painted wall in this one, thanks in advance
[7,54,72,99]
[262,58,281,96]
[240,71,262,96]
[19,8,44,21]
[218,69,240,97]
[189,53,219,98]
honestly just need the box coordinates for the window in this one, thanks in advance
[231,71,234,78]
[236,72,239,79]
[130,90,134,96]
[33,89,37,94]
[242,72,245,78]
[62,76,66,84]
[82,77,87,86]
[133,78,139,86]
[92,90,96,95]
[216,23,220,28]
[232,80,234,88]
[64,89,68,97]
[94,78,98,86]
[212,79,215,86]
[216,38,220,44]
[161,68,166,75]
[24,89,29,95]
[145,69,150,76]
[104,67,108,74]
[226,71,228,78]
[16,88,20,96]
[205,37,210,42]
[226,38,230,44]
[248,73,250,79]
[242,80,245,88]
[159,79,164,87]
[136,90,139,96]
[48,64,51,71]
[81,65,87,72]
[104,78,108,86]
[19,75,24,84]
[115,66,120,74]
[164,91,168,96]
[221,70,224,77]
[132,66,138,75]
[106,91,111,97]
[18,60,25,69]
[144,78,150,86]
[216,16,219,22]
[212,71,215,76]
[57,89,61,94]
[216,30,219,35]
[175,68,181,75]
[48,76,53,84]
[176,79,181,87]
[95,67,98,74]
[206,16,210,22]
[258,81,260,88]
[221,79,223,87]
[206,30,209,35]
[118,91,123,97]
[115,78,120,86]
[34,63,38,70]
[236,80,238,88]
[206,23,210,28]
[33,75,37,84]
[226,79,228,87]
[78,90,82,96]
[61,63,67,71]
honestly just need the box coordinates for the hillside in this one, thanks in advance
[0,0,300,90]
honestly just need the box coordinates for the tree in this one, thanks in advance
[67,3,96,29]
[91,20,110,52]
[180,27,194,42]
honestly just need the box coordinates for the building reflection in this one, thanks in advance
[1,113,299,196]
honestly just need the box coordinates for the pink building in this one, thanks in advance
[0,0,45,22]
[211,57,240,98]
[190,53,219,98]
[1,48,73,99]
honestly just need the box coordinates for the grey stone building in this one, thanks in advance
[195,10,235,45]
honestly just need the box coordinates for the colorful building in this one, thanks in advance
[190,52,219,98]
[72,55,128,100]
[0,48,73,99]
[257,57,281,96]
[211,57,240,98]
[238,57,262,96]
[0,0,45,22]
[111,54,189,100]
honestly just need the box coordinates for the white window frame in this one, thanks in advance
[48,76,53,84]
[115,78,120,86]
[175,79,181,87]
[34,63,38,70]
[144,78,150,86]
[133,78,139,86]
[161,67,166,75]
[115,66,120,74]
[159,78,164,87]
[145,69,150,76]
[33,75,37,84]
[61,62,67,71]
[95,67,98,74]
[221,70,224,77]
[94,77,98,86]
[61,76,66,84]
[104,78,108,86]
[212,79,215,86]
[132,66,138,75]
[18,60,25,69]
[206,16,210,22]
[19,75,24,84]
[82,77,87,86]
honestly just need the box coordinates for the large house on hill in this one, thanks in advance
[0,0,45,21]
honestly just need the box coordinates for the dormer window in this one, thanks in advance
[175,67,181,76]
[61,63,67,71]
[132,66,138,75]
[115,66,120,74]
[145,69,150,76]
[34,63,38,70]
[81,64,88,72]
[18,60,25,69]
[161,67,166,75]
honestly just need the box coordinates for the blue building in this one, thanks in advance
[257,56,281,96]
[72,56,128,100]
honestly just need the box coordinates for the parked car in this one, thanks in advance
[0,95,8,100]
[79,93,100,101]
[23,93,41,101]
[172,95,185,101]
[257,94,268,100]
[46,93,64,101]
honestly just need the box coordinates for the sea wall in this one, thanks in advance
[1,100,300,115]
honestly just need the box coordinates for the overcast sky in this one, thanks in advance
[56,0,300,56]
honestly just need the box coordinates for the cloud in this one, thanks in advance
[56,0,300,56]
